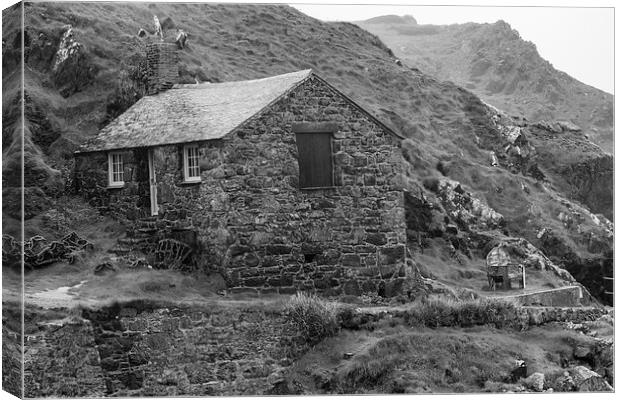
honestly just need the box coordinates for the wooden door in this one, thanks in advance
[148,149,159,216]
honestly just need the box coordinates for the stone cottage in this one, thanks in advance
[75,42,411,296]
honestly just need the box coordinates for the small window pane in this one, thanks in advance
[110,153,124,184]
[185,146,201,180]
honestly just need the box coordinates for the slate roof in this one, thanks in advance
[77,69,312,152]
[77,69,400,153]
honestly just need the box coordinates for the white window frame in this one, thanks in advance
[183,144,201,182]
[108,152,124,187]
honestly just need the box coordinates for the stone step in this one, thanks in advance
[136,227,158,234]
[108,245,132,256]
[117,238,149,246]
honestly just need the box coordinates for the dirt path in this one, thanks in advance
[25,280,103,309]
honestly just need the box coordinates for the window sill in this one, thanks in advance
[106,183,125,189]
[300,186,338,191]
[178,179,202,186]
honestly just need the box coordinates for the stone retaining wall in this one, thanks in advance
[24,319,106,397]
[25,303,296,397]
[22,302,611,397]
[492,286,584,307]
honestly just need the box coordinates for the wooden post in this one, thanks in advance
[522,265,526,290]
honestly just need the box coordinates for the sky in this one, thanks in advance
[289,1,615,94]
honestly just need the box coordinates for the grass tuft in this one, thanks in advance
[284,292,339,344]
[404,296,518,328]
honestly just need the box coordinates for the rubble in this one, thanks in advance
[93,262,116,275]
[2,232,93,269]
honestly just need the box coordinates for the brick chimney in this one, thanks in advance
[145,42,178,95]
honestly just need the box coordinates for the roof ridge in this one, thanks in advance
[172,69,312,89]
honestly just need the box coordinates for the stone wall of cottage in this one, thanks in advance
[75,148,151,221]
[75,76,410,296]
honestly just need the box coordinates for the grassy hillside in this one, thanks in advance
[2,2,613,301]
[357,16,614,153]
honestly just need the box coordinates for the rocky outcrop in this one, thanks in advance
[51,25,96,97]
[559,155,613,220]
[423,178,504,231]
[569,366,613,392]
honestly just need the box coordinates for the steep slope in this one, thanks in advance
[357,16,614,153]
[2,2,612,302]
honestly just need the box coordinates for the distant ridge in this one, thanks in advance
[364,14,417,24]
[357,16,613,152]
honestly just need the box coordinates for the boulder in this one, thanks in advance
[557,120,581,132]
[535,120,563,133]
[570,365,613,392]
[523,372,545,392]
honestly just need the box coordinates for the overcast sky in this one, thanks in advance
[289,2,614,94]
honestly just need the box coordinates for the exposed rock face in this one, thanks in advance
[487,105,613,221]
[488,237,576,282]
[425,178,504,231]
[559,156,613,220]
[75,76,410,296]
[51,25,96,97]
[570,366,613,392]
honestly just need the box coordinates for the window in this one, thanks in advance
[295,132,333,188]
[183,144,201,182]
[108,152,124,187]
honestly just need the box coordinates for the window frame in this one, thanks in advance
[107,151,125,188]
[294,130,335,190]
[183,144,202,183]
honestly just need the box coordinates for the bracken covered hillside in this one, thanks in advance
[2,2,613,301]
[358,16,614,153]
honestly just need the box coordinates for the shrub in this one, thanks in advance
[404,296,517,328]
[284,292,339,344]
[422,177,440,193]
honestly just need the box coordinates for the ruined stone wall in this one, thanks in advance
[75,76,409,296]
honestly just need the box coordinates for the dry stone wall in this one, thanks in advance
[75,76,409,296]
[24,320,106,397]
[25,303,296,397]
[23,301,610,397]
